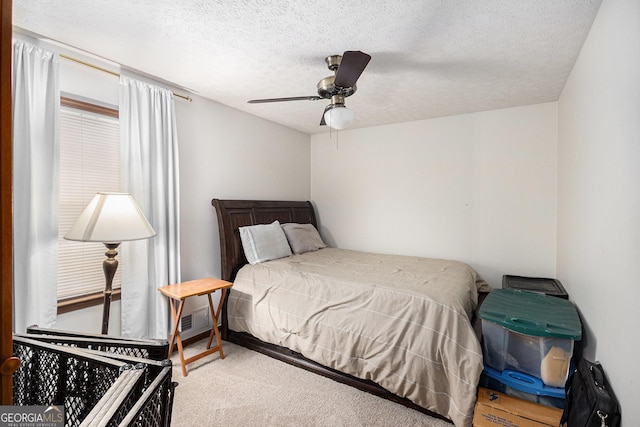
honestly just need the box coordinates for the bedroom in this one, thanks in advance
[2,0,638,426]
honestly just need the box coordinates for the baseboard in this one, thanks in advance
[181,330,210,348]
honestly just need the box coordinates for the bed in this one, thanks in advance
[211,198,489,427]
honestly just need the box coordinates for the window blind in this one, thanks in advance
[57,106,121,300]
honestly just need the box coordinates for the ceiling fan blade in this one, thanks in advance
[334,51,371,88]
[248,96,322,104]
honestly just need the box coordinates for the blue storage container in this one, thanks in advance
[481,366,565,408]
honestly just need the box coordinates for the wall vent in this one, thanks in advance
[178,306,210,338]
[180,314,193,332]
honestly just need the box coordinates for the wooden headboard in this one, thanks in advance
[211,199,317,282]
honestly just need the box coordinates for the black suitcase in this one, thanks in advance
[561,358,620,427]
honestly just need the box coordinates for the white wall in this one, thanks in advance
[176,95,310,282]
[557,0,640,423]
[175,94,310,337]
[311,103,558,287]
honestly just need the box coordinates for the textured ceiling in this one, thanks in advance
[13,0,602,135]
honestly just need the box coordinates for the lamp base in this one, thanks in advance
[101,242,120,334]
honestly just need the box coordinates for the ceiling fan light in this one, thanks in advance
[324,105,354,130]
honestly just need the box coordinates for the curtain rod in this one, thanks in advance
[59,54,193,102]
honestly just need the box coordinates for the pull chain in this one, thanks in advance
[329,126,340,149]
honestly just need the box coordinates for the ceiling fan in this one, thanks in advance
[247,51,371,130]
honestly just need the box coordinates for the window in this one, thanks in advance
[57,97,120,311]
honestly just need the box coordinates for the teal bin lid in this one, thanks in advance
[479,289,582,340]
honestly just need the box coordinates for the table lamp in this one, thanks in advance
[64,192,156,334]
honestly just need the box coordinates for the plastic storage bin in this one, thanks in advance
[480,366,565,409]
[502,274,569,299]
[479,289,581,387]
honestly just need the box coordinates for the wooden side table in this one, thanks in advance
[158,277,233,376]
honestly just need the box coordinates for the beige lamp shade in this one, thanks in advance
[64,192,156,243]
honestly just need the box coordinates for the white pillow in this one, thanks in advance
[281,223,327,254]
[239,220,292,265]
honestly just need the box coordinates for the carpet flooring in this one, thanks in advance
[169,339,453,427]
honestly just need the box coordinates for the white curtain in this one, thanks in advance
[12,40,60,333]
[119,76,181,339]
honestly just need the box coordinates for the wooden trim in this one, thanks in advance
[61,96,118,118]
[0,0,16,405]
[57,288,122,314]
[182,330,212,349]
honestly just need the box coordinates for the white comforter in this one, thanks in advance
[227,248,489,426]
